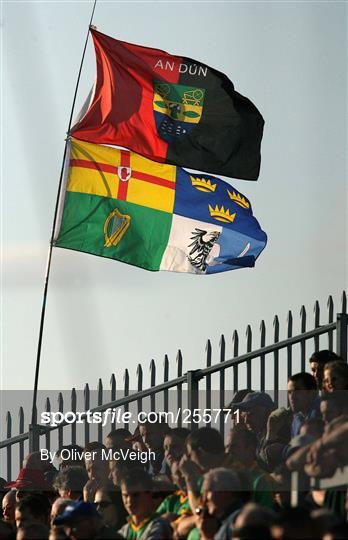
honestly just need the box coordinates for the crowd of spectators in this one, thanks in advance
[1,350,348,539]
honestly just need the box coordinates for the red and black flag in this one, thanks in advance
[71,30,265,181]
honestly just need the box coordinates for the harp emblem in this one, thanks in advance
[104,208,131,247]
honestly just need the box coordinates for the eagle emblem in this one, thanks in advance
[187,228,220,272]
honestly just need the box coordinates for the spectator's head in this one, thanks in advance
[201,468,242,519]
[120,469,156,524]
[105,428,131,450]
[2,489,16,523]
[57,445,84,470]
[320,392,348,424]
[94,484,127,529]
[15,494,51,528]
[53,501,102,540]
[233,502,275,538]
[287,373,317,413]
[225,389,251,427]
[138,416,168,453]
[309,350,341,389]
[163,428,190,466]
[4,468,51,498]
[53,466,88,500]
[323,361,348,393]
[226,426,257,466]
[186,428,225,471]
[83,444,109,485]
[108,454,142,487]
[231,392,274,434]
[226,389,251,409]
[16,523,49,540]
[50,497,71,527]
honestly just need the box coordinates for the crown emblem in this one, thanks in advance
[227,190,250,209]
[208,204,236,223]
[190,176,217,193]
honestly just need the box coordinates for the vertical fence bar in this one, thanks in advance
[246,326,252,390]
[232,331,239,392]
[327,296,334,351]
[6,412,12,481]
[45,398,51,451]
[291,471,299,507]
[287,311,293,379]
[205,340,212,428]
[110,375,116,430]
[273,316,279,407]
[71,389,77,445]
[336,313,348,362]
[19,407,24,469]
[164,355,169,414]
[219,335,226,435]
[97,379,103,443]
[150,360,156,413]
[136,364,143,419]
[314,300,320,351]
[84,384,90,445]
[342,291,347,314]
[187,370,200,431]
[338,291,347,362]
[177,350,183,427]
[58,393,64,449]
[124,370,129,430]
[260,321,266,392]
[29,423,40,453]
[300,306,307,372]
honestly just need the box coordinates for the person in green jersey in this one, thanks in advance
[118,468,173,540]
[156,460,191,537]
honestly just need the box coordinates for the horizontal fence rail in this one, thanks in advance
[1,293,347,484]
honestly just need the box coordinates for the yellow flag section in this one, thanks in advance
[67,138,176,213]
[54,138,176,271]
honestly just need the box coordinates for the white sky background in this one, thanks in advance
[1,0,347,397]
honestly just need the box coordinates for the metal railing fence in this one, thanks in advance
[1,292,347,483]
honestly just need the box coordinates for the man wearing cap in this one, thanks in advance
[53,500,123,539]
[230,391,275,471]
[4,468,52,501]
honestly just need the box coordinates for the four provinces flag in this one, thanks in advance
[71,29,265,181]
[54,138,267,274]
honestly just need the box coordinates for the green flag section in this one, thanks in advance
[71,29,264,181]
[55,193,172,271]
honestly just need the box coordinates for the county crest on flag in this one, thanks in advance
[70,29,264,181]
[54,138,267,274]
